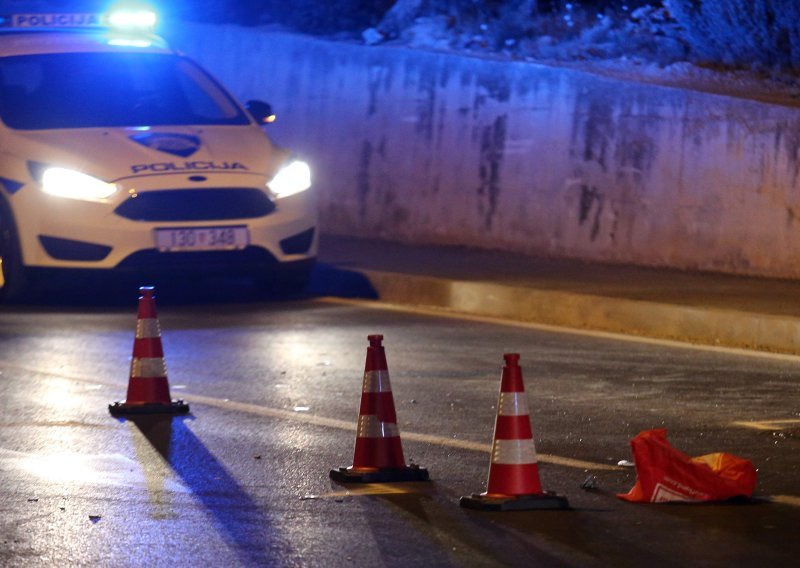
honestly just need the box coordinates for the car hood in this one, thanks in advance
[6,125,288,183]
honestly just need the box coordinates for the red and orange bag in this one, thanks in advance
[618,429,757,503]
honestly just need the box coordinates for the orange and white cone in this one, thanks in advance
[109,286,189,416]
[330,334,428,483]
[460,353,568,511]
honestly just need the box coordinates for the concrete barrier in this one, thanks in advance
[170,24,800,279]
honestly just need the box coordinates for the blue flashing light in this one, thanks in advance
[106,4,161,48]
[108,9,157,31]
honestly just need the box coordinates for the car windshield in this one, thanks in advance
[0,51,250,129]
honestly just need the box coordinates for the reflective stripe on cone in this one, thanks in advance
[362,369,392,393]
[136,318,160,339]
[357,415,401,438]
[491,438,538,465]
[130,357,167,379]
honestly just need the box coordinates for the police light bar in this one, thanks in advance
[108,10,157,30]
[0,9,157,33]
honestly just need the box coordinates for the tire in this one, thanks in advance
[0,203,30,302]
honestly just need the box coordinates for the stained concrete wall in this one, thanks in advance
[170,24,800,279]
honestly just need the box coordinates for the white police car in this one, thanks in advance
[0,9,317,299]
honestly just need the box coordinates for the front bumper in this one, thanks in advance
[12,171,318,275]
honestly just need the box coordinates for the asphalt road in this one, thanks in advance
[0,289,798,567]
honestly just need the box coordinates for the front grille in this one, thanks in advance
[114,188,276,222]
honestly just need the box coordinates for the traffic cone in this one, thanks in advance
[109,286,189,416]
[330,335,429,483]
[460,353,568,511]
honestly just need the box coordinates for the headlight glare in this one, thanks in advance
[267,160,311,198]
[41,168,118,202]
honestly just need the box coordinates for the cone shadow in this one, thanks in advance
[361,486,571,566]
[403,488,583,565]
[127,415,291,564]
[356,487,455,565]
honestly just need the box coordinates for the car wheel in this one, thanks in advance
[0,204,29,302]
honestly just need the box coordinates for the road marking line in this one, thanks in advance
[183,393,621,471]
[771,495,800,507]
[318,297,800,363]
[308,484,413,499]
[732,419,800,431]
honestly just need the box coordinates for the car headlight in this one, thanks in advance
[40,167,118,202]
[267,160,311,198]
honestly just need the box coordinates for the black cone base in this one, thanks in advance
[109,400,190,416]
[460,491,570,511]
[330,465,430,483]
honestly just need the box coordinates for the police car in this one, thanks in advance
[0,9,317,299]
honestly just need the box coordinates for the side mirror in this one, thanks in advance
[246,100,276,125]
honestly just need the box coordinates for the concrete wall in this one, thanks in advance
[170,24,800,279]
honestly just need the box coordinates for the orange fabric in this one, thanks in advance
[618,429,757,503]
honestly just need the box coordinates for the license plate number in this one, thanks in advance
[155,226,249,252]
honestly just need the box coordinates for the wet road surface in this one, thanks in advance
[0,289,798,566]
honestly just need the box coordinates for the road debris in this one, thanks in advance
[581,475,598,490]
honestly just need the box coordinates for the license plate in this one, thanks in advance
[155,226,249,252]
